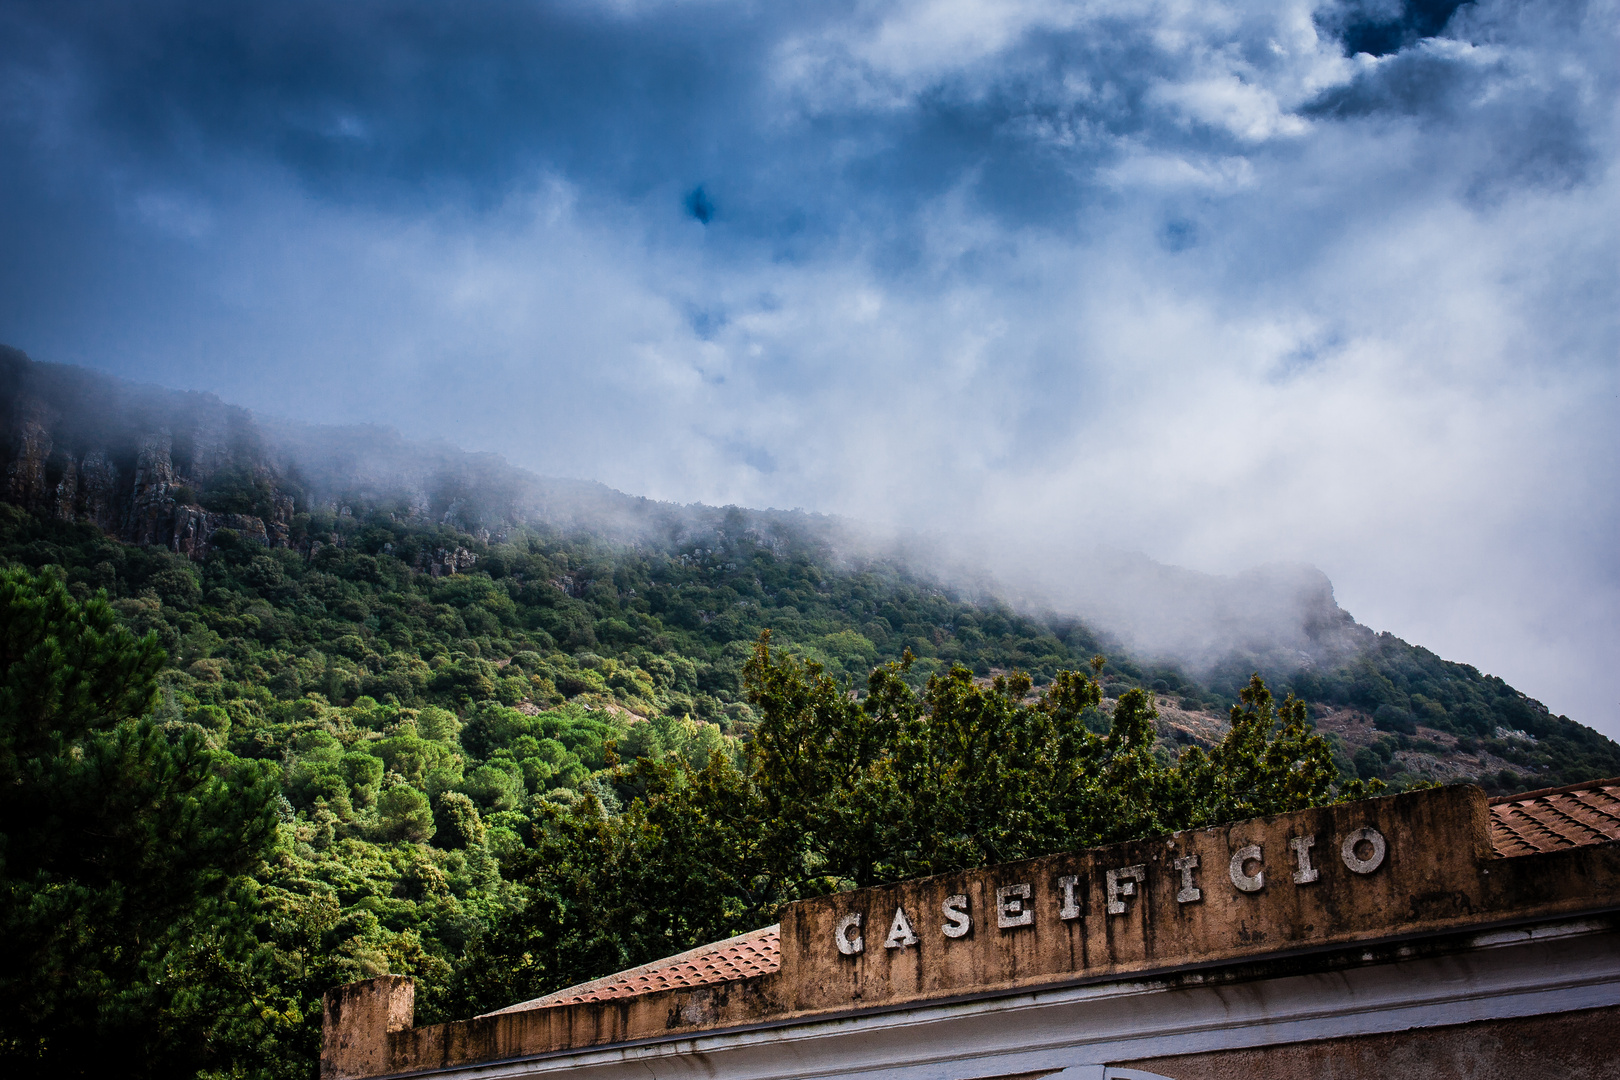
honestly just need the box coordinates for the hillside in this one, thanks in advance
[5,348,1620,1076]
[4,347,1613,794]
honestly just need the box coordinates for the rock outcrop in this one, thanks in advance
[1,347,293,558]
[1,347,856,580]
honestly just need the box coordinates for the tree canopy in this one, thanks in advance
[0,568,281,1078]
[0,494,1611,1079]
[458,633,1379,1016]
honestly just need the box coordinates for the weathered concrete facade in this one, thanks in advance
[321,783,1620,1080]
[1118,1005,1620,1080]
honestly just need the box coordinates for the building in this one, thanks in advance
[321,779,1620,1079]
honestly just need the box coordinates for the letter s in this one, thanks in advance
[941,894,971,939]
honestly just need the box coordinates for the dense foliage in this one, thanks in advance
[1,496,1615,1078]
[0,568,280,1078]
[1287,638,1620,788]
[460,642,1378,1015]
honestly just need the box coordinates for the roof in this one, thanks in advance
[1489,776,1620,857]
[484,924,780,1016]
[492,778,1620,1018]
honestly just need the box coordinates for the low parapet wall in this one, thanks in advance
[322,785,1620,1078]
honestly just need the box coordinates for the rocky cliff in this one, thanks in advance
[0,348,296,557]
[0,348,839,567]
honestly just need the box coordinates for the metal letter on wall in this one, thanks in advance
[835,912,864,955]
[1341,827,1387,874]
[1105,865,1147,915]
[997,883,1034,928]
[1229,844,1264,893]
[1172,854,1202,903]
[1290,834,1319,884]
[1057,874,1081,920]
[884,906,919,948]
[941,894,972,938]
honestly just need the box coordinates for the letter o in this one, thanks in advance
[834,912,864,955]
[1341,827,1387,874]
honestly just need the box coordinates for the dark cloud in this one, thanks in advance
[1319,0,1475,57]
[1,1,765,198]
[0,0,1403,239]
[1304,31,1596,201]
[0,0,1615,735]
[685,186,715,224]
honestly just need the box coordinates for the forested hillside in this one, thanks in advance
[4,353,1619,1078]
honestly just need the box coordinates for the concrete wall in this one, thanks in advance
[320,786,1620,1078]
[1116,1004,1620,1080]
[321,976,414,1080]
[782,784,1499,1012]
[326,919,1620,1080]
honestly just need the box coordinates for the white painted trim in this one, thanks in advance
[401,919,1620,1080]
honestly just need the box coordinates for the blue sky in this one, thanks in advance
[1,0,1616,733]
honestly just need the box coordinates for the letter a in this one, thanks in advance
[884,905,919,949]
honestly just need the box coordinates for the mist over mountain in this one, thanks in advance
[4,342,1618,1077]
[9,341,1607,773]
[1,1,1615,1072]
[0,346,1538,685]
[4,345,1361,674]
[0,344,841,556]
[1015,550,1372,679]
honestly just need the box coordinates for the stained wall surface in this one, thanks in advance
[782,785,1496,1012]
[1114,1004,1620,1080]
[322,785,1620,1079]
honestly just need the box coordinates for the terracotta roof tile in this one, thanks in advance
[1489,777,1620,857]
[484,924,780,1016]
[489,780,1620,1017]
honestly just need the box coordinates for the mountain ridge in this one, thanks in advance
[2,345,1615,796]
[0,343,1376,670]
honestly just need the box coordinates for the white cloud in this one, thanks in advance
[3,0,1616,734]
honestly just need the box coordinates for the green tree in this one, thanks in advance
[378,784,437,843]
[1178,673,1381,826]
[0,568,279,1078]
[5,471,1588,1080]
[468,633,1371,1019]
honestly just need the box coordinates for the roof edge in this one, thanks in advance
[1490,776,1620,805]
[481,923,781,1017]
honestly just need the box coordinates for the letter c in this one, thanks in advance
[1229,844,1264,893]
[835,912,864,955]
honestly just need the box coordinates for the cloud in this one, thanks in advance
[0,0,1615,734]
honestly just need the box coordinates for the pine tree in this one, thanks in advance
[0,568,279,1078]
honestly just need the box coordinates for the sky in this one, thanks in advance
[0,0,1616,734]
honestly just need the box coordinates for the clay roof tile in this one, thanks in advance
[482,924,781,1016]
[1489,778,1620,857]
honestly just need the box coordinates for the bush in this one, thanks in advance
[378,784,435,842]
[433,791,486,849]
[462,762,525,811]
[1373,704,1417,735]
[417,706,462,742]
